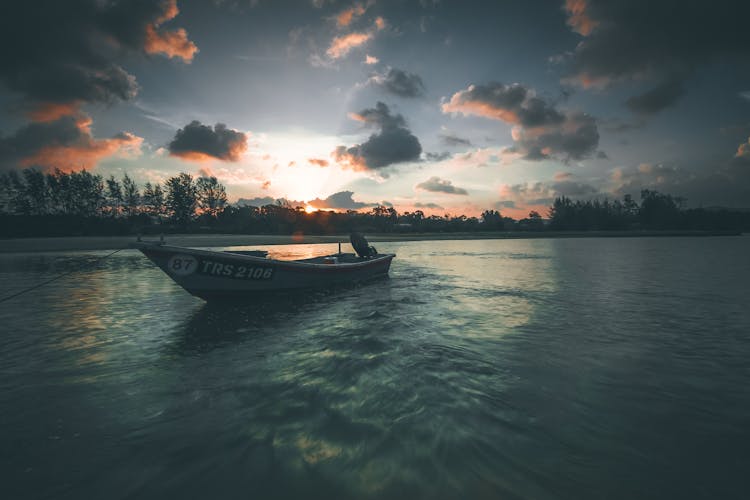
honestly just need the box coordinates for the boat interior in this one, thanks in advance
[222,250,374,264]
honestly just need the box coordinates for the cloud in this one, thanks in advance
[443,82,599,161]
[326,32,373,59]
[335,3,367,27]
[509,111,599,161]
[308,158,330,167]
[365,54,379,65]
[625,79,685,115]
[443,82,564,127]
[551,180,598,197]
[425,152,451,162]
[500,182,556,206]
[0,113,142,172]
[560,0,750,110]
[611,157,750,207]
[325,17,385,61]
[731,137,750,166]
[308,190,373,210]
[0,0,195,110]
[414,202,443,209]
[169,121,248,162]
[416,176,468,195]
[440,133,472,147]
[25,102,82,123]
[564,0,597,36]
[236,196,276,207]
[333,102,422,171]
[349,101,407,129]
[498,178,599,208]
[368,68,426,98]
[143,0,198,61]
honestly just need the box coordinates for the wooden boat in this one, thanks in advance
[131,233,395,301]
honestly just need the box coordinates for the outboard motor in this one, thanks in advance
[350,232,377,258]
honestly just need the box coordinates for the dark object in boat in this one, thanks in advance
[350,232,377,258]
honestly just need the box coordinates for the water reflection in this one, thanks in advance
[2,238,749,499]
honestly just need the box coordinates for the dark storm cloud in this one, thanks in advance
[625,80,685,115]
[334,102,422,171]
[368,68,426,98]
[0,114,141,171]
[509,112,599,161]
[416,176,468,195]
[561,0,750,109]
[308,191,373,209]
[169,121,248,162]
[0,0,196,111]
[443,82,598,161]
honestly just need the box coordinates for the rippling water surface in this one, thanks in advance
[1,237,749,499]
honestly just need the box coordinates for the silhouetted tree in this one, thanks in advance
[165,173,198,225]
[640,189,682,229]
[105,175,123,216]
[481,209,504,230]
[142,182,165,216]
[122,174,140,215]
[196,175,227,217]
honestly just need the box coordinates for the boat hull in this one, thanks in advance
[133,242,394,300]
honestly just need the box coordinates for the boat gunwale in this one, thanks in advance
[131,242,395,270]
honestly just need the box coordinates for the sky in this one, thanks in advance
[1,0,750,217]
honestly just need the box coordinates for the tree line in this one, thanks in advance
[0,168,747,237]
[547,190,749,231]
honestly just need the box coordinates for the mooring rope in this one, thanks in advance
[0,247,125,304]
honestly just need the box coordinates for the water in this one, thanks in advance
[1,237,749,499]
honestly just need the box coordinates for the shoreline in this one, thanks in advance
[0,230,742,253]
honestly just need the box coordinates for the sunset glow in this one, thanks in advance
[0,0,748,217]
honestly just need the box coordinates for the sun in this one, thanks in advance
[305,205,318,213]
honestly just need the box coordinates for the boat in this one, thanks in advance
[131,233,395,301]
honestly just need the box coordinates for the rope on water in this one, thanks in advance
[0,247,125,304]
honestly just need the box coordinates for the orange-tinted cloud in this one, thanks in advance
[336,4,366,27]
[443,97,521,123]
[332,146,370,171]
[145,25,198,62]
[16,114,142,172]
[144,0,198,62]
[308,158,330,167]
[443,82,598,160]
[326,32,372,59]
[26,102,81,122]
[735,137,750,163]
[564,0,597,36]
